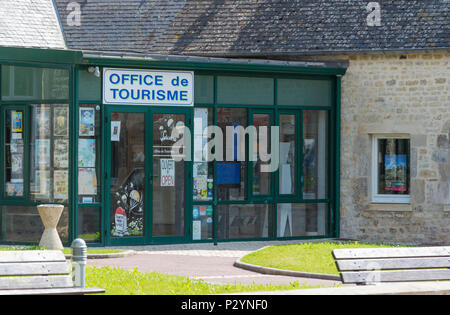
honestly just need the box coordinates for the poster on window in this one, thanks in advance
[78,139,96,167]
[34,107,51,137]
[54,139,69,169]
[54,107,69,137]
[384,154,407,192]
[35,139,51,168]
[79,108,95,136]
[78,168,98,195]
[11,111,23,132]
[54,170,68,200]
[160,159,175,187]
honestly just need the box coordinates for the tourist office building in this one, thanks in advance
[0,46,345,246]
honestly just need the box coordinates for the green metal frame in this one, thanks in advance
[103,105,192,246]
[0,48,344,246]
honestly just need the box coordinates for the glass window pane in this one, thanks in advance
[194,75,214,104]
[217,108,248,201]
[192,205,213,240]
[30,104,70,203]
[78,68,101,101]
[303,110,328,199]
[110,113,145,238]
[217,204,273,239]
[78,105,102,204]
[279,114,296,195]
[278,79,332,107]
[193,108,214,201]
[277,203,328,237]
[377,139,410,195]
[152,113,186,237]
[2,65,69,100]
[0,205,68,243]
[217,76,274,105]
[4,110,25,197]
[78,207,101,243]
[252,114,271,195]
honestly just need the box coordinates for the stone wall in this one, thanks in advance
[338,52,450,245]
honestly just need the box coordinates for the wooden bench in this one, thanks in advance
[332,246,450,285]
[0,250,105,295]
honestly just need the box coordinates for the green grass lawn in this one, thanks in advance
[86,266,324,295]
[240,241,405,275]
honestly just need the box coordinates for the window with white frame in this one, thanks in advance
[372,135,410,204]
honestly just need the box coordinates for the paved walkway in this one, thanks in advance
[87,240,341,287]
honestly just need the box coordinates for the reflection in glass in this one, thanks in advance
[4,110,25,197]
[252,114,271,195]
[192,205,213,240]
[377,139,410,195]
[303,110,328,199]
[217,108,248,201]
[277,203,328,237]
[193,108,214,201]
[217,204,273,239]
[152,113,186,237]
[110,113,145,238]
[279,114,296,195]
[78,207,101,243]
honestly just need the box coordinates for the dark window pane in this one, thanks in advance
[217,204,273,239]
[78,207,101,243]
[277,203,328,237]
[377,139,410,195]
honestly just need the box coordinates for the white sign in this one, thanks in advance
[160,159,175,187]
[103,68,194,106]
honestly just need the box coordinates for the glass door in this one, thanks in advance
[151,109,190,243]
[106,107,148,245]
[105,106,191,245]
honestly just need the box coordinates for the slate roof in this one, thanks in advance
[55,0,449,56]
[0,0,66,49]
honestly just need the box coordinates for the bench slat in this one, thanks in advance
[336,257,450,271]
[341,269,450,284]
[0,275,73,290]
[0,251,66,263]
[333,246,450,260]
[0,262,70,276]
[0,287,105,295]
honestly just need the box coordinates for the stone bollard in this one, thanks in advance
[37,204,64,250]
[71,238,87,288]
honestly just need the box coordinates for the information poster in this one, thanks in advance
[54,107,69,137]
[193,220,201,240]
[384,154,407,192]
[79,108,95,136]
[160,159,175,187]
[35,139,51,168]
[111,121,121,141]
[78,139,96,167]
[54,170,68,199]
[11,111,23,132]
[54,139,69,169]
[78,168,98,195]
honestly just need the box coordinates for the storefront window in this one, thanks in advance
[193,108,214,201]
[277,78,332,107]
[217,204,273,239]
[277,203,328,237]
[4,109,25,197]
[217,108,248,201]
[279,114,297,196]
[78,105,101,204]
[1,65,69,100]
[303,110,328,200]
[30,104,70,203]
[373,137,410,203]
[217,76,274,105]
[0,205,68,243]
[78,207,101,243]
[252,113,272,196]
[192,205,213,240]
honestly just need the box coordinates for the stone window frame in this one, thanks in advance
[371,134,411,204]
